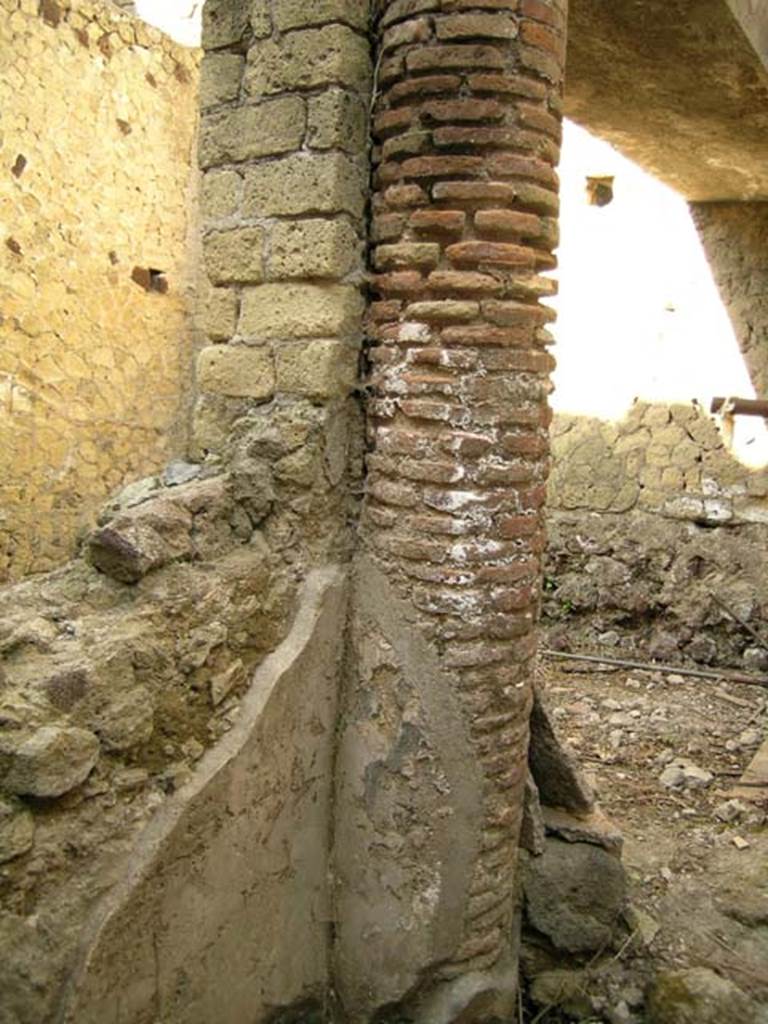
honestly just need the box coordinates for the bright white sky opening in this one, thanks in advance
[551,120,768,468]
[135,0,201,46]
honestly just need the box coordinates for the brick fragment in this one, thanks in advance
[427,271,504,295]
[499,433,549,457]
[446,241,537,268]
[369,300,403,322]
[475,209,542,237]
[382,17,432,51]
[519,44,562,83]
[487,153,558,187]
[372,212,407,242]
[467,73,547,99]
[482,299,554,326]
[389,75,462,104]
[372,272,427,295]
[433,126,536,149]
[374,106,417,136]
[406,44,506,72]
[374,243,442,270]
[420,99,505,123]
[517,103,561,140]
[435,13,518,40]
[520,0,562,26]
[410,209,467,234]
[383,184,429,208]
[401,155,485,179]
[432,181,517,205]
[520,20,563,58]
[406,300,480,323]
[441,325,534,346]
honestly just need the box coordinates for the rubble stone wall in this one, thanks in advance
[545,402,768,668]
[0,0,201,582]
[691,201,768,395]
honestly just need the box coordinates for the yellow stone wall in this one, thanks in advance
[0,0,200,582]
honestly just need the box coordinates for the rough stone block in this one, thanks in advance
[307,88,368,152]
[94,686,155,752]
[192,394,251,457]
[250,0,272,37]
[522,838,627,954]
[200,53,244,109]
[239,284,364,338]
[197,345,275,399]
[244,26,372,97]
[202,0,248,49]
[5,726,100,798]
[87,500,194,583]
[202,287,238,341]
[199,97,306,168]
[268,218,359,279]
[274,0,370,30]
[201,168,242,222]
[243,152,366,219]
[204,227,264,284]
[275,339,359,398]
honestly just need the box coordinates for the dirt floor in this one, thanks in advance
[528,657,768,1023]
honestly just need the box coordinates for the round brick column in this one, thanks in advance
[333,2,566,1020]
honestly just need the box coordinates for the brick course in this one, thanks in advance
[364,0,565,980]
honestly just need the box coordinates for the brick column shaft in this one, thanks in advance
[337,0,566,1017]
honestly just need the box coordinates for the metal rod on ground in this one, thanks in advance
[709,590,768,651]
[540,649,768,689]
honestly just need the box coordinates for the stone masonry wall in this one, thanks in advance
[691,201,768,396]
[0,4,372,1019]
[193,0,371,565]
[545,401,768,668]
[0,0,200,581]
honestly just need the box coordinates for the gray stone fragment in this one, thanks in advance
[5,726,100,798]
[529,686,595,813]
[659,759,713,790]
[646,967,758,1024]
[529,969,594,1018]
[522,837,627,954]
[0,796,35,862]
[743,646,768,672]
[162,460,202,487]
[542,805,623,855]
[520,773,545,855]
[94,686,154,752]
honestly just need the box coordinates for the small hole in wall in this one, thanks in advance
[6,237,22,256]
[116,118,132,136]
[39,0,61,27]
[131,266,168,294]
[586,175,615,207]
[11,154,27,178]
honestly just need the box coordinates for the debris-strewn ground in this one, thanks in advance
[527,657,768,1023]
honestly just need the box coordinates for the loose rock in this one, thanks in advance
[646,967,758,1024]
[522,837,627,954]
[5,725,100,798]
[0,795,35,862]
